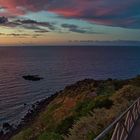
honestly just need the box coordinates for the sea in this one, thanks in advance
[0,45,140,128]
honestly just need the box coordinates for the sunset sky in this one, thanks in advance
[0,0,140,46]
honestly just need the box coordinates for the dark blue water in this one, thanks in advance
[0,46,140,127]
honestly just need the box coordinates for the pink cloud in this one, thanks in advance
[0,0,140,28]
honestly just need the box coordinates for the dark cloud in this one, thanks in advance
[0,16,8,24]
[14,19,55,30]
[0,32,28,36]
[61,23,101,34]
[61,24,86,33]
[0,32,43,38]
[0,16,55,33]
[7,33,29,36]
[35,30,49,33]
[16,19,38,24]
[0,16,102,34]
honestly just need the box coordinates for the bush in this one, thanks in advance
[94,96,113,109]
[111,85,140,108]
[113,80,127,90]
[130,75,140,86]
[74,99,95,117]
[74,96,113,118]
[55,116,75,135]
[86,131,96,140]
[38,132,63,140]
[97,83,115,96]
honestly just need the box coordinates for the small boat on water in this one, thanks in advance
[22,75,43,81]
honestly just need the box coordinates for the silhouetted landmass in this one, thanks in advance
[22,75,43,81]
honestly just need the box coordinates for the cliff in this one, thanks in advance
[9,76,140,140]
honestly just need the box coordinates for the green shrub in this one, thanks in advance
[74,99,95,117]
[97,83,115,96]
[86,131,96,140]
[94,96,113,109]
[55,116,75,135]
[130,75,140,86]
[113,80,127,90]
[74,96,113,119]
[38,132,63,140]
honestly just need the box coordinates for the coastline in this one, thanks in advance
[0,78,100,139]
[0,91,60,140]
[1,76,140,140]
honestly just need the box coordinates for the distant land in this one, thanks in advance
[68,40,140,46]
[0,40,140,47]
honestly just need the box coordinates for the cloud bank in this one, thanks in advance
[0,16,99,34]
[0,0,140,28]
[0,16,54,33]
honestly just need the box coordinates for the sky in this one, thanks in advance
[0,0,140,46]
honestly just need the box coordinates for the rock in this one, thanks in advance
[24,103,27,106]
[22,75,43,81]
[3,123,13,131]
[0,130,4,136]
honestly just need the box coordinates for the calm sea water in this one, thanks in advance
[0,46,140,127]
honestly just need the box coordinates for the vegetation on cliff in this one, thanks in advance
[11,76,140,140]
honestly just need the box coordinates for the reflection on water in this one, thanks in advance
[0,46,140,127]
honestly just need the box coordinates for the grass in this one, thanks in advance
[38,132,63,140]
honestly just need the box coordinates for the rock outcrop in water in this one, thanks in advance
[22,75,43,81]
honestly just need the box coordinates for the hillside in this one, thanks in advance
[7,76,140,140]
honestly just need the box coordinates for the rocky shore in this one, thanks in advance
[0,91,59,140]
